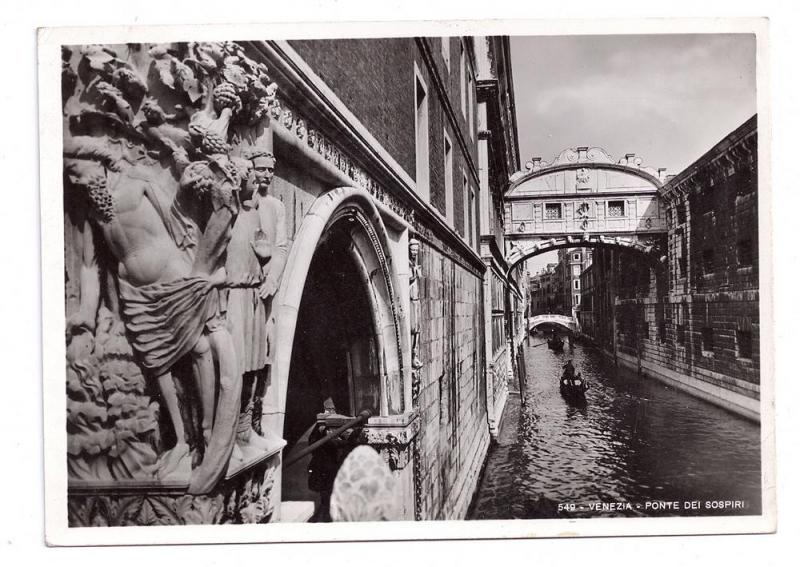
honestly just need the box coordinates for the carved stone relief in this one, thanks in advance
[62,41,286,523]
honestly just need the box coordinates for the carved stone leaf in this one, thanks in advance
[83,46,117,73]
[152,57,175,90]
[173,59,202,103]
[222,65,248,89]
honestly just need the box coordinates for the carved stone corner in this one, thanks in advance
[356,412,420,472]
[67,445,284,526]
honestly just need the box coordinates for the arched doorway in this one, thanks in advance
[269,187,409,518]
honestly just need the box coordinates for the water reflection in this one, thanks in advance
[470,337,761,519]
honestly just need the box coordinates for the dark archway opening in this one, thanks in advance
[281,219,381,509]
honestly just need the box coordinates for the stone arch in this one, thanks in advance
[529,315,577,334]
[506,233,661,279]
[269,186,409,439]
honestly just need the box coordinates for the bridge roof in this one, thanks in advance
[507,146,666,195]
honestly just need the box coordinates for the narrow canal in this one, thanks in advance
[469,337,762,519]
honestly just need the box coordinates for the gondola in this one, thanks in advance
[560,373,589,400]
[547,336,564,351]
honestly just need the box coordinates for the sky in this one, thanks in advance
[509,34,756,273]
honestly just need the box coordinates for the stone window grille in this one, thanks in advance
[607,200,625,218]
[545,203,562,220]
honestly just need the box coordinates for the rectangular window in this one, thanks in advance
[702,249,715,275]
[470,186,477,246]
[702,327,714,353]
[737,330,753,359]
[444,131,453,225]
[574,280,580,290]
[677,202,687,225]
[466,185,475,247]
[574,294,580,305]
[573,253,581,261]
[738,239,754,266]
[658,320,667,343]
[608,200,625,217]
[414,69,430,202]
[468,71,474,139]
[462,170,469,238]
[441,37,450,70]
[676,228,687,278]
[545,203,562,220]
[460,42,466,117]
[676,303,687,345]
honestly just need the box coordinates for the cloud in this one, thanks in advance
[511,34,756,172]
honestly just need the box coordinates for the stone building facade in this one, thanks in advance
[580,116,760,420]
[529,262,560,314]
[474,36,522,438]
[556,247,592,318]
[60,37,519,526]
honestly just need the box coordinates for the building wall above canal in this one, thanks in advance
[580,116,761,421]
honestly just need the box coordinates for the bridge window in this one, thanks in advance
[607,200,625,218]
[545,203,562,220]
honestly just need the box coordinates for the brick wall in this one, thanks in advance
[290,38,481,244]
[289,38,416,178]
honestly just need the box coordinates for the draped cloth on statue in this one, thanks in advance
[225,204,269,373]
[120,275,241,495]
[118,276,219,377]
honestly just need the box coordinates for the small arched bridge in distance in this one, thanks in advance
[528,314,578,334]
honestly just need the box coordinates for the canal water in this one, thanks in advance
[469,337,762,519]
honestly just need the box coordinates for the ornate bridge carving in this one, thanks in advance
[504,146,669,274]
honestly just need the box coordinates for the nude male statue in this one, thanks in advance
[64,138,242,494]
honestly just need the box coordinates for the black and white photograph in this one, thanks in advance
[35,16,775,545]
